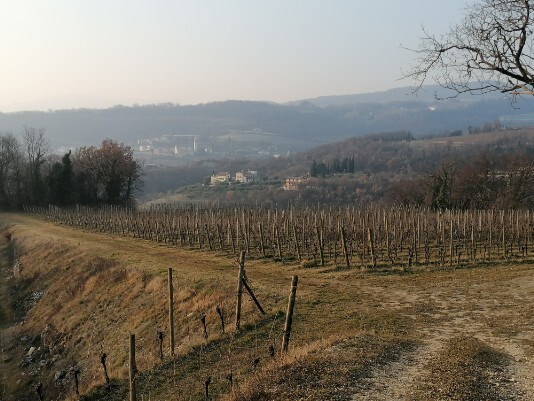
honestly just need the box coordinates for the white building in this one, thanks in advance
[283,176,306,191]
[210,172,230,185]
[235,170,258,183]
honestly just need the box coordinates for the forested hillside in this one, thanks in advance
[144,128,534,209]
[2,85,534,150]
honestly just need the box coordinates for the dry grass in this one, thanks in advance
[1,213,534,400]
[225,334,419,401]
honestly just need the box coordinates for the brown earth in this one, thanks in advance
[1,213,534,400]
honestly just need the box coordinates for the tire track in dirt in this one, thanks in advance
[346,270,534,400]
[350,340,438,401]
[348,334,526,401]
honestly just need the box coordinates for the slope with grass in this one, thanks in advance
[1,213,534,400]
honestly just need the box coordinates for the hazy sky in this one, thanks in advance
[0,0,468,112]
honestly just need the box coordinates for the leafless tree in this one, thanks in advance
[74,139,142,205]
[405,0,534,97]
[22,126,49,204]
[0,132,24,207]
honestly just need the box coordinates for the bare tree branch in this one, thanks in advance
[403,0,534,98]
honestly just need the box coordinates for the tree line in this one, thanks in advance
[310,156,356,177]
[0,127,142,209]
[390,150,534,210]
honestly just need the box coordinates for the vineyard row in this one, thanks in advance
[25,205,534,268]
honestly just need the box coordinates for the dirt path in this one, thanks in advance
[344,269,534,400]
[347,333,527,400]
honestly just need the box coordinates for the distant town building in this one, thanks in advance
[235,170,258,183]
[210,172,230,185]
[283,176,306,191]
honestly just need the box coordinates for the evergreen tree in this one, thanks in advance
[332,158,341,173]
[59,151,75,205]
[310,159,318,177]
[341,157,348,173]
[348,156,355,173]
[47,151,75,205]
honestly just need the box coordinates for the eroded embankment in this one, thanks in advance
[0,228,17,401]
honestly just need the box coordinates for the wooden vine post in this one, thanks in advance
[158,331,164,359]
[259,223,266,257]
[384,215,391,264]
[275,225,283,260]
[367,228,376,268]
[129,334,137,401]
[293,224,301,262]
[73,368,80,398]
[36,382,44,401]
[282,275,299,352]
[502,211,506,259]
[216,305,225,332]
[235,251,246,330]
[316,225,325,266]
[449,216,454,268]
[100,353,111,392]
[168,267,175,356]
[340,226,350,268]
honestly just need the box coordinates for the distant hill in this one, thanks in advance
[291,84,508,107]
[2,85,534,152]
[249,127,534,180]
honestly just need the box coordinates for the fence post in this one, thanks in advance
[235,251,246,330]
[282,275,299,352]
[129,334,137,401]
[168,267,175,356]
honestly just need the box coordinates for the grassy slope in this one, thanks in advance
[1,213,534,400]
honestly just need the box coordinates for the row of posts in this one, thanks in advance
[128,252,298,401]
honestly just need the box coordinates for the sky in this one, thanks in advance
[0,0,469,112]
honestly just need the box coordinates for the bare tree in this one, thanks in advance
[496,154,534,207]
[74,139,142,205]
[22,126,49,205]
[405,0,534,97]
[0,132,24,207]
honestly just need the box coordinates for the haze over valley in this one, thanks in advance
[2,84,534,159]
[3,2,534,401]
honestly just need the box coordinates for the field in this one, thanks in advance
[1,212,534,400]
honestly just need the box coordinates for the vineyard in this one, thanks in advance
[26,204,534,269]
[3,207,534,400]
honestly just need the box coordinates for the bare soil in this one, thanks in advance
[1,213,534,400]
